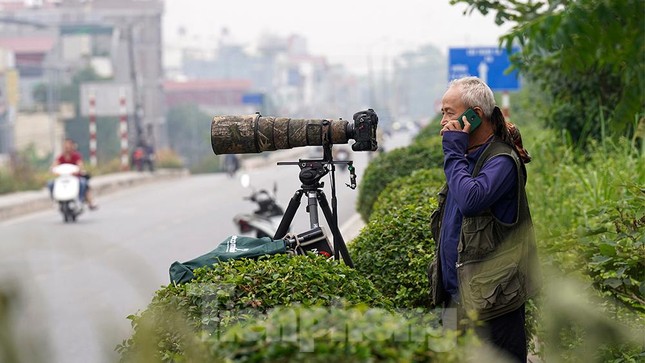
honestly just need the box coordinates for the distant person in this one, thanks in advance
[132,146,145,172]
[48,138,98,210]
[429,76,539,362]
[224,153,240,177]
[143,143,155,172]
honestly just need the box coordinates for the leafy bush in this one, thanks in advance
[154,148,184,169]
[350,169,443,308]
[190,305,477,363]
[356,141,443,221]
[523,129,645,360]
[118,254,391,362]
[412,117,442,146]
[579,185,645,312]
[0,145,51,194]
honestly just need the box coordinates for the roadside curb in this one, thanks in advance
[241,149,305,170]
[340,213,366,244]
[0,168,189,222]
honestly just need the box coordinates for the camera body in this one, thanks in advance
[210,109,378,155]
[349,109,379,152]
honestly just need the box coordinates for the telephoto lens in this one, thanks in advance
[211,114,351,155]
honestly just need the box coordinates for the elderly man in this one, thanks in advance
[429,76,539,362]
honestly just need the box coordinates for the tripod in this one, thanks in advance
[272,145,355,267]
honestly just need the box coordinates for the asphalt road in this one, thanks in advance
[0,131,412,363]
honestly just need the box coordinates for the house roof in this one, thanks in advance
[164,79,252,92]
[0,36,56,53]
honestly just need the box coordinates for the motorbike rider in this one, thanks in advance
[48,138,98,210]
[224,154,240,177]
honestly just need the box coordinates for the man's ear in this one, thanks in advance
[473,107,485,120]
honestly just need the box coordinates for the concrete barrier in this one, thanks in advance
[0,169,188,222]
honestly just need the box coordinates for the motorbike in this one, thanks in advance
[51,163,84,223]
[224,154,240,178]
[233,174,285,238]
[333,146,350,173]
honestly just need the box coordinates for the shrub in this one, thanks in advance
[191,305,478,363]
[350,169,443,308]
[412,117,442,146]
[118,254,391,362]
[523,129,645,360]
[154,148,184,169]
[356,142,443,222]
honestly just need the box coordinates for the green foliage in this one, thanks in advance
[356,141,443,221]
[166,104,215,169]
[452,0,645,148]
[154,148,184,169]
[350,169,444,308]
[580,185,645,312]
[0,145,52,194]
[412,117,442,146]
[524,128,645,360]
[199,305,476,363]
[537,277,644,363]
[118,254,391,362]
[188,154,221,174]
[121,303,478,363]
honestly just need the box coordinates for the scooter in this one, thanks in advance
[224,154,240,178]
[333,147,350,173]
[51,163,84,223]
[233,174,285,238]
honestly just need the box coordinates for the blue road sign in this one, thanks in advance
[242,93,264,105]
[448,47,520,91]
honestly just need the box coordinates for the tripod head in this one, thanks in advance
[277,143,357,190]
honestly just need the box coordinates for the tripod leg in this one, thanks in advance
[317,190,354,268]
[273,190,304,239]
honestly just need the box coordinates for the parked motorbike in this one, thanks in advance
[51,163,84,223]
[233,174,285,238]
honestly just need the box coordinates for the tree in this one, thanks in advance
[166,104,215,170]
[451,0,644,147]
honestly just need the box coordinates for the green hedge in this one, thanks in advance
[356,140,443,222]
[189,305,477,362]
[350,169,444,308]
[118,254,391,362]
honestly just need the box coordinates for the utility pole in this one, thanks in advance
[126,24,145,149]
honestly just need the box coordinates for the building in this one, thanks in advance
[0,0,166,163]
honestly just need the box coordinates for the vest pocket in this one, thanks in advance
[470,262,520,310]
[459,215,499,259]
[457,247,524,321]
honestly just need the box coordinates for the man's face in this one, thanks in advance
[440,86,467,127]
[63,140,74,153]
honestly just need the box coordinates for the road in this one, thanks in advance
[0,131,412,363]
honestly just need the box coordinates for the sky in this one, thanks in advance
[163,0,513,75]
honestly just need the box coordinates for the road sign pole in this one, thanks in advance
[502,91,510,121]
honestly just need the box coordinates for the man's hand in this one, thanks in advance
[440,116,472,136]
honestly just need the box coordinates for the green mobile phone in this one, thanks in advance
[457,108,482,131]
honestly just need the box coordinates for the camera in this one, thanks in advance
[210,109,378,155]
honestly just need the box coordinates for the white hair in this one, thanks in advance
[448,76,496,118]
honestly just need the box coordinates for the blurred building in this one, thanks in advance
[0,0,166,162]
[165,28,366,120]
